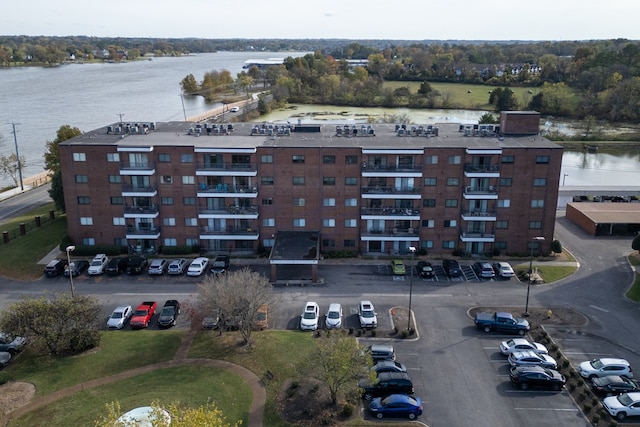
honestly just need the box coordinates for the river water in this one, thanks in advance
[1,53,639,188]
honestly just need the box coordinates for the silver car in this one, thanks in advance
[167,258,188,275]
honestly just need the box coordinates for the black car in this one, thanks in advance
[44,259,68,277]
[359,372,414,400]
[442,259,461,277]
[157,300,181,328]
[509,366,566,391]
[371,360,408,375]
[416,261,434,278]
[126,256,147,274]
[592,375,640,396]
[64,260,89,277]
[211,255,230,275]
[106,257,128,275]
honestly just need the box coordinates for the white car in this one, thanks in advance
[230,106,240,112]
[0,352,11,368]
[603,392,640,421]
[325,303,343,329]
[579,358,633,379]
[508,350,557,369]
[500,338,548,355]
[167,258,188,275]
[187,257,209,276]
[0,332,27,355]
[107,305,133,330]
[493,262,515,278]
[359,300,377,329]
[87,253,109,275]
[300,302,320,331]
[148,258,168,275]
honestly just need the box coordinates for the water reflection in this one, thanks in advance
[561,151,640,187]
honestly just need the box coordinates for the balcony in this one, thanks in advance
[461,210,497,221]
[119,161,156,176]
[197,184,258,198]
[124,204,159,219]
[361,186,422,199]
[361,227,419,242]
[121,184,157,197]
[195,162,257,177]
[198,205,259,219]
[464,164,500,178]
[463,186,498,200]
[459,231,495,242]
[361,163,422,177]
[360,207,420,220]
[199,226,259,241]
[125,226,161,239]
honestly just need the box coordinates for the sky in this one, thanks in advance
[3,0,640,41]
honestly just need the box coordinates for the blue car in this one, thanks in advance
[369,394,423,420]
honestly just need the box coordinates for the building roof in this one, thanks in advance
[567,202,640,224]
[270,231,320,264]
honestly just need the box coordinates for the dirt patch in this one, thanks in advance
[0,381,36,414]
[278,378,353,426]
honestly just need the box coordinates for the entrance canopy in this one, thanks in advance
[269,231,321,283]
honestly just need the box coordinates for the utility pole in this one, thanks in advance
[117,113,125,123]
[9,122,24,191]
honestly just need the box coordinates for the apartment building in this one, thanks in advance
[59,112,562,257]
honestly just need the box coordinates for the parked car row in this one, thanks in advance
[0,332,27,369]
[106,300,181,330]
[393,258,515,280]
[298,301,378,331]
[498,338,566,391]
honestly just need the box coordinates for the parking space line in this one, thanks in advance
[513,407,577,411]
[589,305,609,313]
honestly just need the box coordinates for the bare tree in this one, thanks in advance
[195,267,276,345]
[0,153,26,187]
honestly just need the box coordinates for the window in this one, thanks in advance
[344,219,357,227]
[80,217,93,226]
[186,238,199,247]
[345,177,357,185]
[499,177,512,187]
[323,219,335,227]
[293,218,306,227]
[263,238,275,247]
[158,218,174,228]
[180,153,194,163]
[112,217,125,226]
[442,240,455,249]
[161,197,174,205]
[181,176,194,185]
[445,199,458,208]
[108,175,122,183]
[424,177,437,186]
[495,220,509,229]
[531,200,544,208]
[262,218,275,226]
[323,177,336,186]
[262,198,273,206]
[425,155,438,165]
[106,153,119,162]
[292,155,305,164]
[115,238,126,247]
[261,176,274,185]
[529,221,542,229]
[345,155,358,164]
[77,196,90,205]
[533,178,547,186]
[344,239,356,248]
[75,175,88,183]
[536,156,550,164]
[422,240,434,249]
[293,176,305,185]
[261,154,273,163]
[322,239,336,247]
[422,219,435,228]
[82,237,95,246]
[323,155,336,164]
[164,238,177,246]
[73,153,86,161]
[293,198,305,207]
[495,241,507,250]
[423,199,436,207]
[446,177,460,186]
[448,155,461,165]
[345,198,357,207]
[183,197,196,205]
[161,175,173,184]
[110,196,123,205]
[497,199,511,208]
[323,198,336,207]
[185,218,197,226]
[158,153,171,163]
[444,219,457,228]
[502,155,515,164]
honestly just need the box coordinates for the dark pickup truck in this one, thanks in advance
[157,300,181,328]
[474,311,530,335]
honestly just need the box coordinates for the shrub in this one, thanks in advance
[341,403,354,418]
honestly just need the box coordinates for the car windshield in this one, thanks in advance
[111,312,123,319]
[362,310,374,318]
[618,394,633,406]
[591,359,604,369]
[505,339,516,347]
[134,309,147,316]
[303,312,316,319]
[328,311,340,319]
[256,313,266,321]
[161,307,174,315]
[90,260,102,266]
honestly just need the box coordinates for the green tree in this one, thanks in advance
[0,293,101,355]
[539,82,573,116]
[180,73,198,93]
[478,113,498,124]
[489,87,518,112]
[0,153,26,187]
[94,401,239,427]
[43,125,81,211]
[551,239,563,254]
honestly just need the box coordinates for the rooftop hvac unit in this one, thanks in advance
[107,126,113,134]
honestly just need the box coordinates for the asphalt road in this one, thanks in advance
[0,184,52,225]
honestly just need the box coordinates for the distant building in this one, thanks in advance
[59,112,561,257]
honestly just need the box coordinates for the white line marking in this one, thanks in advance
[589,305,609,313]
[513,407,577,412]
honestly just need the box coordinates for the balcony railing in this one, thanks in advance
[196,162,256,171]
[361,186,421,195]
[360,207,420,216]
[362,228,419,237]
[463,186,498,195]
[122,184,157,193]
[464,164,500,174]
[197,184,258,194]
[119,161,156,171]
[200,226,258,236]
[361,163,422,173]
[460,230,495,239]
[124,204,159,215]
[461,209,497,217]
[198,205,259,215]
[126,226,161,235]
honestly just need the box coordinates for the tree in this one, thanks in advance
[44,125,82,211]
[194,268,276,346]
[303,332,371,404]
[478,113,498,124]
[0,293,101,355]
[632,234,640,254]
[0,153,26,187]
[180,73,198,94]
[94,401,240,427]
[551,239,563,254]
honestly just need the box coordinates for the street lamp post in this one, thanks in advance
[563,173,568,186]
[524,237,545,316]
[407,246,416,331]
[66,245,76,297]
